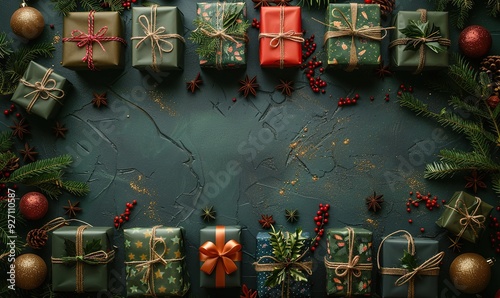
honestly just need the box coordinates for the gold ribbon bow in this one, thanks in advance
[377,230,444,298]
[131,5,185,72]
[324,227,372,297]
[446,196,486,243]
[19,68,64,114]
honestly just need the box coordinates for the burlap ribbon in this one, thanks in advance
[321,3,392,72]
[51,225,115,293]
[19,68,64,114]
[131,5,185,72]
[324,227,372,297]
[377,230,444,298]
[258,6,304,69]
[124,225,184,297]
[389,9,451,74]
[445,196,486,242]
[62,10,126,70]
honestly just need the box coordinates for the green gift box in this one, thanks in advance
[131,5,185,72]
[390,10,450,73]
[52,226,114,293]
[199,225,241,288]
[124,226,190,297]
[325,227,372,297]
[11,61,69,120]
[377,231,444,298]
[324,3,382,71]
[436,191,493,243]
[191,2,248,69]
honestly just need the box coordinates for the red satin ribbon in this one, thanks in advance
[199,226,241,288]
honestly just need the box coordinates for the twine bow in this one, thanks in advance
[19,68,64,114]
[324,227,372,297]
[377,230,444,298]
[389,9,450,74]
[131,5,185,72]
[445,196,486,243]
[62,10,126,70]
[258,6,304,69]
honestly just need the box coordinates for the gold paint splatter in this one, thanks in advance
[129,175,153,196]
[312,175,319,181]
[406,176,425,191]
[279,189,285,196]
[145,200,160,221]
[290,179,297,186]
[52,35,60,43]
[366,218,379,228]
[303,127,308,132]
[355,159,376,172]
[343,138,350,145]
[149,90,177,117]
[289,141,299,149]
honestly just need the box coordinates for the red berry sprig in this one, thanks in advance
[303,57,326,94]
[114,199,137,228]
[301,33,316,61]
[490,209,500,254]
[120,0,136,9]
[4,104,16,116]
[406,191,441,213]
[251,18,260,29]
[310,203,330,252]
[337,94,360,107]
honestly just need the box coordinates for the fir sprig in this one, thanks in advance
[487,0,500,16]
[298,0,329,9]
[50,0,123,15]
[0,33,12,59]
[436,0,499,28]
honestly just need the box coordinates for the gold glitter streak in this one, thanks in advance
[149,90,177,116]
[343,138,350,145]
[312,175,319,181]
[129,175,153,196]
[355,159,376,172]
[279,189,285,196]
[366,218,379,228]
[145,200,160,221]
[53,35,60,43]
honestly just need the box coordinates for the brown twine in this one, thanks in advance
[124,226,184,297]
[445,196,486,244]
[389,9,451,74]
[131,5,185,72]
[19,68,64,113]
[323,227,372,297]
[376,230,444,298]
[76,225,86,293]
[258,6,304,69]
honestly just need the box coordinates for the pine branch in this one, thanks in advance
[0,152,17,173]
[35,183,63,200]
[424,162,468,179]
[5,155,73,183]
[438,149,500,170]
[22,171,63,187]
[0,32,12,59]
[487,0,500,16]
[61,180,90,196]
[50,0,77,15]
[298,0,329,8]
[449,95,488,118]
[448,55,480,97]
[80,0,103,11]
[0,132,13,152]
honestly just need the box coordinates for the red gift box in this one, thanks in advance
[259,6,303,68]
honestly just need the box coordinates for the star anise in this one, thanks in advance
[63,200,82,218]
[186,73,202,93]
[375,61,392,79]
[366,192,384,212]
[464,170,487,193]
[201,206,216,222]
[53,121,68,138]
[239,75,259,98]
[10,118,30,140]
[252,0,271,9]
[258,214,275,229]
[275,80,294,97]
[285,209,299,223]
[19,143,38,162]
[92,92,108,108]
[240,284,258,298]
[274,0,292,5]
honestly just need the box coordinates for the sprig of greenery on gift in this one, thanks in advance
[436,0,500,28]
[399,55,500,196]
[50,0,124,15]
[298,0,329,9]
[400,250,418,271]
[266,225,308,288]
[62,238,102,265]
[190,4,249,60]
[399,20,446,53]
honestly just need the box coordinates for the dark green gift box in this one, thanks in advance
[52,226,113,293]
[436,191,493,243]
[124,226,190,297]
[324,3,382,71]
[390,10,449,72]
[325,227,372,297]
[131,5,185,71]
[11,61,69,120]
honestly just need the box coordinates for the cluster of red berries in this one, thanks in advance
[121,0,137,9]
[251,18,260,29]
[338,94,360,107]
[406,191,442,213]
[397,84,414,97]
[301,34,317,61]
[114,199,137,228]
[3,104,21,118]
[311,203,330,252]
[0,184,17,201]
[304,57,326,94]
[489,207,500,254]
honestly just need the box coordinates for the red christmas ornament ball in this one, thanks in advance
[458,25,492,59]
[496,289,500,298]
[19,192,48,220]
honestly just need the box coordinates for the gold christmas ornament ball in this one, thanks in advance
[14,253,47,290]
[449,253,492,294]
[10,6,45,40]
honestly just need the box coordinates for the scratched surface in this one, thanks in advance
[1,0,500,297]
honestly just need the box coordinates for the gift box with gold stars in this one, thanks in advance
[124,226,190,297]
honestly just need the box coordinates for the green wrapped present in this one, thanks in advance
[324,3,385,71]
[191,2,248,69]
[11,61,69,120]
[377,230,444,298]
[124,226,190,297]
[131,5,185,72]
[52,226,114,293]
[389,10,450,74]
[325,227,372,297]
[436,191,493,243]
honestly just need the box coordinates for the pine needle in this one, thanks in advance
[6,155,73,183]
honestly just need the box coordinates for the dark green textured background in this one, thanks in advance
[1,0,499,297]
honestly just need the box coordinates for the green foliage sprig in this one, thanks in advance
[0,33,12,59]
[436,0,500,28]
[50,0,123,15]
[400,250,418,271]
[298,0,329,9]
[400,20,446,53]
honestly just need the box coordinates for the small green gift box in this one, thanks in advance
[52,226,114,293]
[11,61,69,120]
[124,226,190,297]
[436,191,493,243]
[390,10,450,73]
[131,5,185,72]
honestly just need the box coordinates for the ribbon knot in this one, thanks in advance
[446,196,485,243]
[199,239,241,275]
[19,68,65,114]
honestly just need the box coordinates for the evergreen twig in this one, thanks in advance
[0,32,12,59]
[50,0,123,15]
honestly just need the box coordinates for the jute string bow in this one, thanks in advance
[445,196,486,243]
[19,68,64,113]
[258,6,304,69]
[389,9,450,74]
[377,230,444,298]
[324,227,372,297]
[125,226,184,297]
[131,5,185,72]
